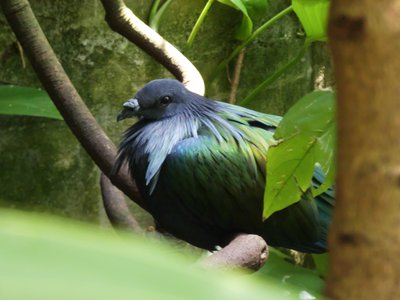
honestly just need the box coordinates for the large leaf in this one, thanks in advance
[292,0,330,42]
[0,209,303,300]
[0,85,62,120]
[263,90,335,219]
[218,0,253,40]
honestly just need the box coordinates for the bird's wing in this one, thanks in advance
[151,103,332,252]
[158,124,276,235]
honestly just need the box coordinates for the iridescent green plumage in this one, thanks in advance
[115,79,334,252]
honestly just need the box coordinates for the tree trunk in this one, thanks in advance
[326,1,400,298]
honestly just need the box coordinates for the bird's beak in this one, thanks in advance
[117,98,141,122]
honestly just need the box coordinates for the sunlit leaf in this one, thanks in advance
[0,209,302,300]
[292,0,330,41]
[0,85,62,120]
[263,90,336,219]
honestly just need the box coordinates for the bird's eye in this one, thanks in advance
[160,96,172,106]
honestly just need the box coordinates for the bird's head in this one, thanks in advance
[117,79,193,121]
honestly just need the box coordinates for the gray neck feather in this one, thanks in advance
[118,98,248,194]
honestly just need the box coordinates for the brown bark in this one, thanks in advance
[228,48,246,104]
[326,1,400,298]
[100,174,141,233]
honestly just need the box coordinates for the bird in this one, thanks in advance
[114,79,334,253]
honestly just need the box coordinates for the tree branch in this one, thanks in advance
[99,0,205,96]
[1,0,146,210]
[100,173,141,233]
[199,234,268,272]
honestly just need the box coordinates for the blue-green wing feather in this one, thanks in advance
[147,107,332,252]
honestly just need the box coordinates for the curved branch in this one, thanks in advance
[100,173,141,233]
[99,0,205,96]
[1,0,146,210]
[199,234,268,272]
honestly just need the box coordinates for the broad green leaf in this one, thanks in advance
[263,90,336,219]
[0,209,302,300]
[0,85,62,120]
[292,0,330,42]
[256,248,325,297]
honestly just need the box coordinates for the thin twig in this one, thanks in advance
[228,48,245,104]
[16,41,26,68]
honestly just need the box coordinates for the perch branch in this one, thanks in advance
[1,0,146,210]
[100,173,141,232]
[99,0,205,96]
[200,234,268,272]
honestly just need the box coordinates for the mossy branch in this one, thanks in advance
[100,0,205,96]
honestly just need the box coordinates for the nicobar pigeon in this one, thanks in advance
[114,79,334,253]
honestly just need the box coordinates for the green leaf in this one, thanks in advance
[263,90,336,219]
[0,85,62,120]
[218,0,253,40]
[149,0,173,32]
[0,209,302,300]
[256,248,325,297]
[148,0,161,24]
[242,0,269,19]
[292,0,330,42]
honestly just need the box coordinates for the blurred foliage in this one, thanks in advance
[257,248,325,297]
[0,85,62,120]
[0,209,326,300]
[312,253,329,277]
